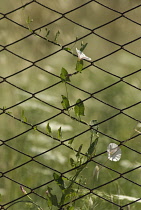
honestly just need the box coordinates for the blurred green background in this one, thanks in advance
[0,0,141,209]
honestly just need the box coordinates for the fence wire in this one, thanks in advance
[0,0,141,209]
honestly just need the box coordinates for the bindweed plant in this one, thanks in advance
[4,43,140,210]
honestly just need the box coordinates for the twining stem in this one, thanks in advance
[64,82,71,116]
[65,82,69,101]
[60,163,87,206]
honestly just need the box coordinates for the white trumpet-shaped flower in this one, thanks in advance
[76,48,91,61]
[107,143,121,162]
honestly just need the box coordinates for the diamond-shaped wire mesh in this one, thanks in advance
[0,1,141,209]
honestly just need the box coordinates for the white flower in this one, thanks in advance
[107,143,121,162]
[76,48,91,61]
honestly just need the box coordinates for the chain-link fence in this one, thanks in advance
[0,0,141,209]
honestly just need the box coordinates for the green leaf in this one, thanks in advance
[53,173,65,190]
[26,16,33,24]
[33,126,37,131]
[68,138,74,145]
[46,187,58,207]
[64,47,71,51]
[76,60,83,72]
[60,67,70,82]
[21,110,27,122]
[90,120,99,136]
[54,30,60,43]
[70,158,75,167]
[46,123,52,135]
[58,127,62,139]
[76,144,83,157]
[7,111,12,115]
[80,42,88,52]
[45,28,50,39]
[74,99,85,117]
[87,137,98,157]
[61,95,70,110]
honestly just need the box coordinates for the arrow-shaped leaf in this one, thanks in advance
[58,127,62,139]
[76,60,83,72]
[70,157,75,167]
[61,95,70,110]
[87,137,98,157]
[74,99,85,117]
[68,138,74,145]
[46,187,58,207]
[53,173,65,190]
[46,123,52,135]
[54,30,60,43]
[80,42,88,52]
[60,67,70,82]
[21,110,27,122]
